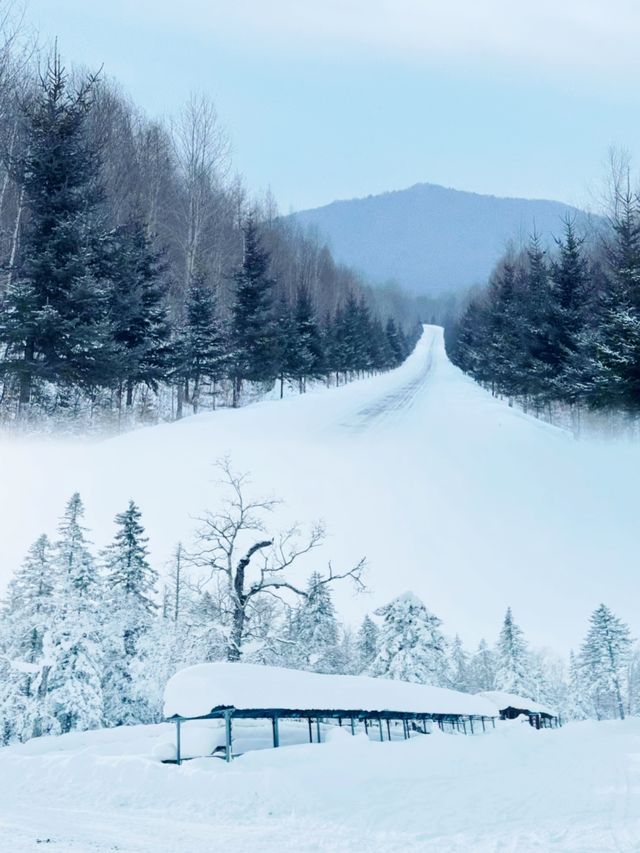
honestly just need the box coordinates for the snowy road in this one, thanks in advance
[1,720,640,852]
[0,326,639,649]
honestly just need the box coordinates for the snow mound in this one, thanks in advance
[164,662,498,719]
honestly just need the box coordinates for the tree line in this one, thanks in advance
[0,46,421,425]
[1,467,636,743]
[446,184,640,422]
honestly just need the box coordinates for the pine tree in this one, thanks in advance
[369,592,448,685]
[0,535,55,741]
[173,272,226,414]
[102,501,158,725]
[355,614,379,673]
[449,634,470,692]
[294,572,341,673]
[229,215,278,406]
[0,54,112,410]
[579,603,632,720]
[494,607,531,696]
[106,214,171,409]
[43,493,104,735]
[289,287,325,392]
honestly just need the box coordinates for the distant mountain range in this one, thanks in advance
[288,183,594,296]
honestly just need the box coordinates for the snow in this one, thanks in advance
[1,718,640,851]
[479,690,556,716]
[163,661,499,719]
[1,325,640,651]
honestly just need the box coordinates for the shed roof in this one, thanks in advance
[164,662,499,719]
[478,691,556,717]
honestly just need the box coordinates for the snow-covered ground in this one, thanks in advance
[1,718,639,852]
[1,326,639,649]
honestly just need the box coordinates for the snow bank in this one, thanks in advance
[479,691,556,716]
[164,662,499,719]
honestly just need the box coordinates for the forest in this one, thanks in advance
[446,176,640,426]
[1,476,638,744]
[0,35,421,427]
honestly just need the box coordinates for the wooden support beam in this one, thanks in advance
[308,717,313,743]
[386,719,391,740]
[378,718,384,742]
[316,717,321,743]
[481,716,486,732]
[272,716,280,748]
[350,717,355,736]
[469,717,474,734]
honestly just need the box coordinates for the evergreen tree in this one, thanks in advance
[494,607,531,695]
[369,592,448,686]
[449,634,470,692]
[0,54,112,409]
[106,215,171,409]
[294,571,341,673]
[289,287,325,392]
[355,614,379,673]
[229,216,278,406]
[172,272,226,414]
[42,493,104,735]
[469,638,496,692]
[102,501,157,725]
[579,603,632,720]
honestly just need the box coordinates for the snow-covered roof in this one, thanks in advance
[164,663,499,719]
[478,691,556,717]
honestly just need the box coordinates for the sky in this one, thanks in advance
[21,0,640,212]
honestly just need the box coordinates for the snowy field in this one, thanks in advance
[1,326,639,650]
[1,719,639,852]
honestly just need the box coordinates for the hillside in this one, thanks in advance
[289,183,593,295]
[1,326,638,652]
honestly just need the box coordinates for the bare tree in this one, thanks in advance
[190,459,366,661]
[172,93,231,293]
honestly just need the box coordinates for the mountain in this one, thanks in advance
[288,183,593,295]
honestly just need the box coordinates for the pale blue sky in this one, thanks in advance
[23,0,640,212]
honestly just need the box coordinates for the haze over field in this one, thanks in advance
[2,327,638,652]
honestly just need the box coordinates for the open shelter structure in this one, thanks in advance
[163,662,499,763]
[479,691,561,728]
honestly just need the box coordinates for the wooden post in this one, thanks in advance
[492,716,496,729]
[316,718,321,743]
[224,711,233,763]
[338,717,342,727]
[272,716,280,748]
[462,719,467,735]
[350,717,355,735]
[469,717,474,734]
[378,719,384,742]
[386,719,391,740]
[364,718,369,736]
[176,718,182,766]
[481,716,486,732]
[308,717,313,743]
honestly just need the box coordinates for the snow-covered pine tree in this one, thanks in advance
[0,535,55,740]
[102,500,158,725]
[494,607,531,696]
[567,649,593,720]
[369,592,449,686]
[293,571,341,673]
[449,634,471,692]
[289,287,325,393]
[355,614,379,674]
[42,494,104,735]
[579,603,632,720]
[468,638,496,692]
